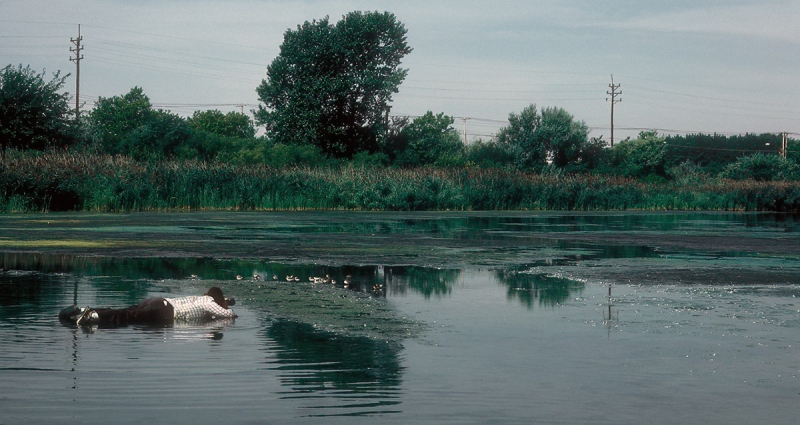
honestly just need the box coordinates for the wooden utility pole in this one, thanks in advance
[463,117,470,144]
[70,24,84,120]
[606,75,621,147]
[781,132,788,158]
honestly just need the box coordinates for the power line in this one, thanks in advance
[626,83,796,114]
[82,23,275,53]
[92,39,269,67]
[0,35,64,39]
[90,57,257,84]
[90,46,262,78]
[403,85,598,95]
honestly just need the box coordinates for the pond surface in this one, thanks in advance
[0,212,798,424]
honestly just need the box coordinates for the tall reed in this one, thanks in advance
[1,150,799,212]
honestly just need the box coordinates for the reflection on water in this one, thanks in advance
[2,212,799,424]
[383,266,459,299]
[0,267,408,421]
[0,253,482,301]
[173,211,800,238]
[495,269,586,308]
[264,319,404,417]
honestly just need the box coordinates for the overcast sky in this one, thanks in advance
[2,0,798,141]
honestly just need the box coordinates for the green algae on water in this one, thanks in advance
[161,278,424,341]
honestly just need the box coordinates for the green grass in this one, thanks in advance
[2,150,800,212]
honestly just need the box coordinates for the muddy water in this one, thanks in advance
[0,212,798,424]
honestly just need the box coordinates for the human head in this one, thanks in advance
[205,287,230,309]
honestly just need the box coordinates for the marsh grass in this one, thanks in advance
[2,150,799,212]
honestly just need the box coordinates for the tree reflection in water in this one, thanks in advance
[383,266,459,299]
[495,270,585,308]
[263,319,404,417]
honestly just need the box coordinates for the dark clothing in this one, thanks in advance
[60,286,235,328]
[65,298,175,327]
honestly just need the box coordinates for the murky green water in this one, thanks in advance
[0,212,798,424]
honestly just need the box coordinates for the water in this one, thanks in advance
[0,212,798,424]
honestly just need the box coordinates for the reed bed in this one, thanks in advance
[2,150,799,212]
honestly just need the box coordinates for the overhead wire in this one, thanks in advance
[89,45,263,79]
[2,19,797,138]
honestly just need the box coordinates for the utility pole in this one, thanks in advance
[781,132,788,158]
[463,117,470,144]
[70,24,84,120]
[606,75,621,147]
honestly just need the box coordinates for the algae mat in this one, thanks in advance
[2,211,799,267]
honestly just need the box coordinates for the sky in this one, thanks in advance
[2,0,798,142]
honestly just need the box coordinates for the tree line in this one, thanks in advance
[2,10,798,196]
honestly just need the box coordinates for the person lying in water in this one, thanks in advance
[59,287,237,327]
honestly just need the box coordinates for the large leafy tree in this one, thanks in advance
[89,87,153,154]
[496,104,546,172]
[256,11,411,158]
[538,107,590,168]
[89,87,192,160]
[497,104,600,172]
[0,64,74,161]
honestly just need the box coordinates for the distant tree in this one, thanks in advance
[184,110,258,161]
[609,130,667,179]
[255,11,412,158]
[720,153,799,181]
[395,112,463,167]
[188,110,255,139]
[0,64,74,161]
[787,138,800,164]
[465,140,517,169]
[496,104,598,172]
[126,109,193,161]
[665,132,783,174]
[89,87,192,160]
[496,104,546,172]
[89,87,153,154]
[538,106,596,171]
[379,115,410,162]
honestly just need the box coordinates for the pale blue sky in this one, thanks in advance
[2,0,798,141]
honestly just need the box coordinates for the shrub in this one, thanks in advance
[720,153,799,182]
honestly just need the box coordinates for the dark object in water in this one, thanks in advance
[59,287,236,327]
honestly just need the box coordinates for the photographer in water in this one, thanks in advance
[59,287,237,327]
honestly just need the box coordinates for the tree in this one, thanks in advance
[89,87,192,160]
[185,110,258,161]
[465,140,517,169]
[496,104,545,172]
[664,132,784,174]
[255,11,412,158]
[124,109,192,161]
[379,115,410,162]
[0,64,73,161]
[538,106,591,169]
[188,110,255,139]
[720,153,799,181]
[609,130,667,179]
[496,104,597,172]
[89,87,153,154]
[395,112,463,167]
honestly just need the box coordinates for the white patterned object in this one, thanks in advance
[165,295,236,321]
